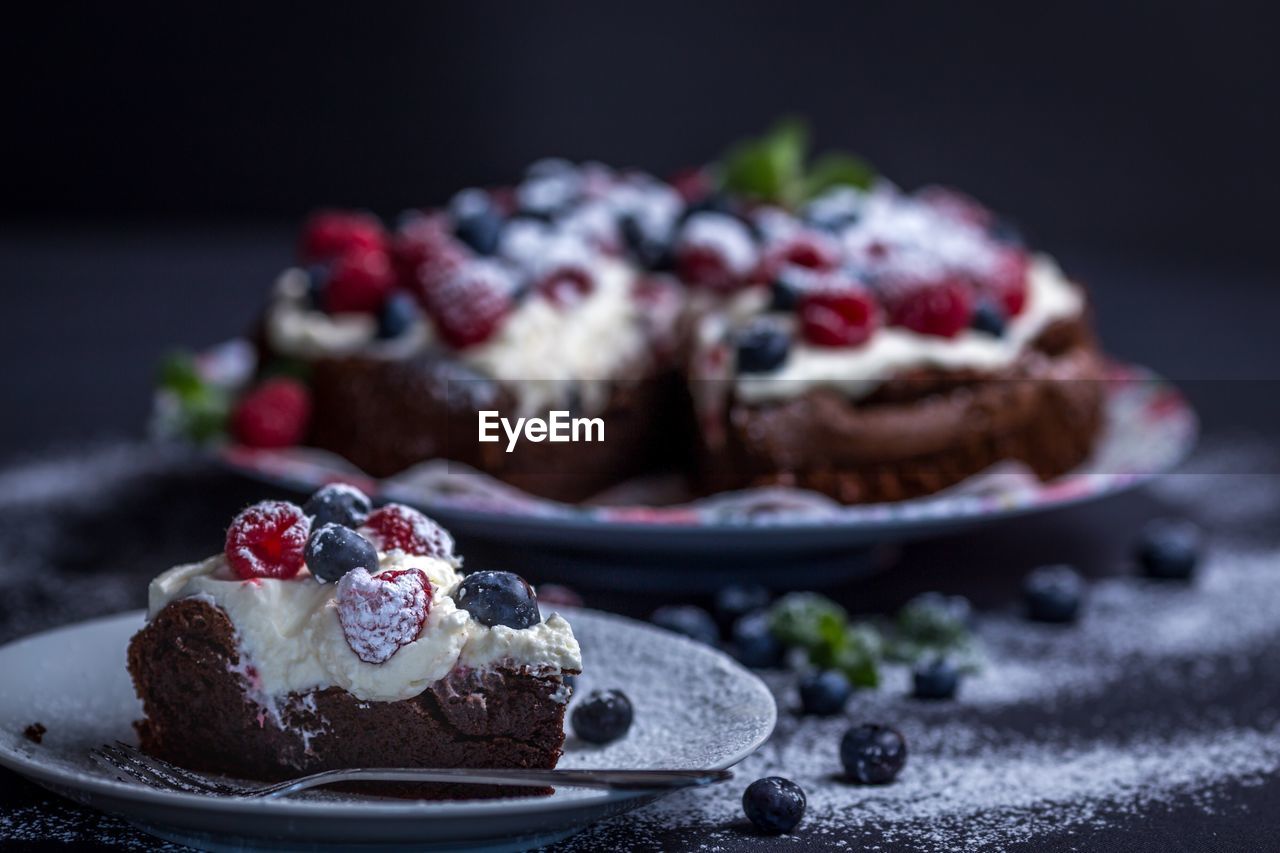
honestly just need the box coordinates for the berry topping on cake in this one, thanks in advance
[970,299,1007,337]
[420,261,515,349]
[757,230,841,282]
[570,689,633,744]
[335,567,431,664]
[359,503,455,560]
[742,777,807,834]
[916,186,993,228]
[224,500,310,580]
[230,378,312,449]
[298,210,387,264]
[450,190,505,256]
[675,212,758,293]
[303,483,373,529]
[798,669,853,716]
[885,276,974,339]
[323,246,397,314]
[377,292,419,339]
[840,723,908,784]
[987,248,1030,317]
[392,214,467,285]
[735,320,791,373]
[912,657,961,700]
[1024,564,1085,623]
[799,286,880,348]
[453,571,539,629]
[536,265,595,308]
[305,523,379,583]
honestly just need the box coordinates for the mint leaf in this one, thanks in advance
[157,351,205,399]
[720,118,809,204]
[767,592,848,650]
[803,152,876,196]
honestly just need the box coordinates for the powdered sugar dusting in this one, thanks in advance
[335,567,430,664]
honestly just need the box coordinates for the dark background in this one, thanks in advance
[2,1,1278,457]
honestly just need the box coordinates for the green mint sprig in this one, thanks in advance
[718,119,876,207]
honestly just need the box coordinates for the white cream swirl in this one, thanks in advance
[148,552,581,704]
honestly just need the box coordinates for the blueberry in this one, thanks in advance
[1023,564,1085,623]
[679,192,734,223]
[1137,518,1202,580]
[912,657,961,700]
[768,277,804,312]
[840,723,908,785]
[971,299,1007,336]
[571,689,633,744]
[742,776,806,834]
[650,605,719,646]
[619,214,671,270]
[304,523,379,583]
[454,209,504,256]
[454,571,540,629]
[731,611,785,669]
[377,292,418,339]
[714,584,772,632]
[306,264,330,309]
[798,669,852,716]
[303,484,372,529]
[735,321,791,374]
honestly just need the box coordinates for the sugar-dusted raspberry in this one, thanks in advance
[230,378,311,448]
[885,276,975,339]
[323,246,397,314]
[985,248,1030,317]
[392,213,468,285]
[420,261,514,349]
[536,266,595,308]
[675,212,758,293]
[916,186,994,228]
[799,286,881,348]
[298,210,387,264]
[336,567,431,664]
[756,230,841,283]
[224,500,310,580]
[360,503,456,560]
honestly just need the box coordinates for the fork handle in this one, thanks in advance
[260,767,733,798]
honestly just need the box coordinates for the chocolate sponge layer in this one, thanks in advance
[127,598,574,798]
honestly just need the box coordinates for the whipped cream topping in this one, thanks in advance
[148,552,581,705]
[727,254,1085,403]
[460,257,650,416]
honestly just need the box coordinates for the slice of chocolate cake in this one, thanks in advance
[127,486,581,797]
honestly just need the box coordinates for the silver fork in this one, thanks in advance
[90,742,732,799]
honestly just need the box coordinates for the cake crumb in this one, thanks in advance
[23,722,47,744]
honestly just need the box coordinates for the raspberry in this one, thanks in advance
[756,230,841,283]
[886,277,975,339]
[224,500,310,580]
[336,567,431,664]
[799,287,880,348]
[360,503,456,560]
[298,210,387,264]
[392,214,466,285]
[323,246,397,314]
[916,187,993,228]
[421,261,514,349]
[536,266,595,307]
[675,213,758,293]
[668,167,715,203]
[985,248,1030,317]
[230,378,311,448]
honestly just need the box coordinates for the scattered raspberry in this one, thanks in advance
[336,567,431,664]
[323,246,397,314]
[225,500,310,580]
[756,230,841,282]
[886,277,975,338]
[799,287,880,348]
[298,210,387,264]
[536,266,595,307]
[360,503,456,560]
[420,261,514,349]
[986,248,1030,317]
[230,378,312,448]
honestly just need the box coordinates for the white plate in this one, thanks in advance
[0,608,775,851]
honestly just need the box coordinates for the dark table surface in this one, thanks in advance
[1,228,1279,850]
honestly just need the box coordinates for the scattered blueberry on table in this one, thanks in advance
[571,689,633,744]
[730,611,785,669]
[841,723,908,785]
[798,669,853,716]
[304,523,379,583]
[912,657,961,700]
[650,604,720,646]
[1137,518,1203,581]
[1023,564,1085,623]
[302,484,372,529]
[714,584,772,633]
[742,776,806,834]
[453,570,540,629]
